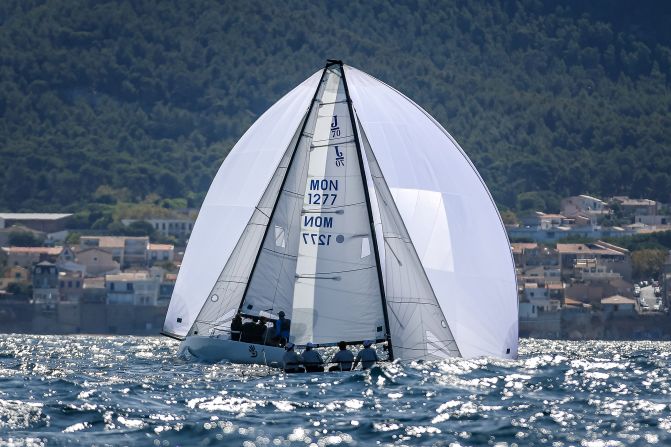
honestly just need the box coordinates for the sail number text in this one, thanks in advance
[302,233,332,245]
[307,178,339,206]
[306,193,337,205]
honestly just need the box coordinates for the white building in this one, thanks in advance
[147,243,175,264]
[106,271,159,306]
[561,195,607,218]
[80,236,149,267]
[121,218,195,238]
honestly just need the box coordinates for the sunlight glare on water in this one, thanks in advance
[1,335,670,446]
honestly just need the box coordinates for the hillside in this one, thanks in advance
[1,0,670,215]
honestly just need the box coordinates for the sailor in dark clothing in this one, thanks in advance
[230,313,243,341]
[273,311,291,346]
[329,341,354,371]
[241,317,265,343]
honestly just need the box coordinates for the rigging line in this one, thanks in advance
[384,238,402,265]
[296,265,376,277]
[387,301,442,309]
[280,189,304,198]
[318,99,348,106]
[302,200,366,211]
[393,338,460,348]
[383,234,412,242]
[311,139,355,148]
[260,247,299,258]
[213,279,249,285]
[254,207,270,219]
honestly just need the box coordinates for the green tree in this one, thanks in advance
[631,249,668,280]
[7,231,42,247]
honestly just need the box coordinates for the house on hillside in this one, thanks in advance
[106,271,159,306]
[121,217,196,239]
[601,295,636,316]
[2,246,64,269]
[79,236,149,267]
[0,266,30,290]
[556,241,631,281]
[560,195,608,219]
[0,213,72,233]
[611,197,658,217]
[32,261,59,310]
[147,243,174,265]
[75,247,120,276]
[58,270,83,302]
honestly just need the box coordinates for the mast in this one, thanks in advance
[337,60,395,361]
[236,65,331,314]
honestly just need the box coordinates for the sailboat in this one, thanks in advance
[162,60,518,366]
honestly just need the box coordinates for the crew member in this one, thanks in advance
[329,341,354,371]
[282,342,304,373]
[274,311,291,346]
[301,342,324,372]
[353,340,379,370]
[230,313,242,341]
[241,317,264,343]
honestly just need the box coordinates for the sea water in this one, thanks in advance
[1,335,670,446]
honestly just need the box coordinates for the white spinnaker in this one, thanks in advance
[345,66,518,359]
[292,67,384,345]
[163,71,321,338]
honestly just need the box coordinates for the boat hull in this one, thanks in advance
[179,336,285,367]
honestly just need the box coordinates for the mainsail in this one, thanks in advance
[164,60,518,361]
[187,62,389,348]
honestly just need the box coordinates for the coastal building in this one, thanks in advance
[573,258,622,281]
[507,224,633,242]
[601,295,636,316]
[105,271,159,306]
[31,261,59,310]
[147,243,174,264]
[0,266,30,290]
[0,213,72,233]
[81,277,107,303]
[560,195,608,219]
[121,217,196,239]
[75,247,120,276]
[58,270,83,302]
[611,197,658,217]
[556,241,631,281]
[79,236,149,267]
[2,246,64,269]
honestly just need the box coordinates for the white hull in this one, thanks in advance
[179,336,285,367]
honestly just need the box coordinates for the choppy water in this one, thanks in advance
[1,336,671,446]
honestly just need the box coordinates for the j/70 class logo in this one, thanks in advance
[248,345,257,358]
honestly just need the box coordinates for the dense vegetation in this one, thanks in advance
[1,0,670,214]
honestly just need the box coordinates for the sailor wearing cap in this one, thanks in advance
[282,342,304,373]
[353,340,379,370]
[329,341,354,372]
[274,311,291,346]
[301,342,324,372]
